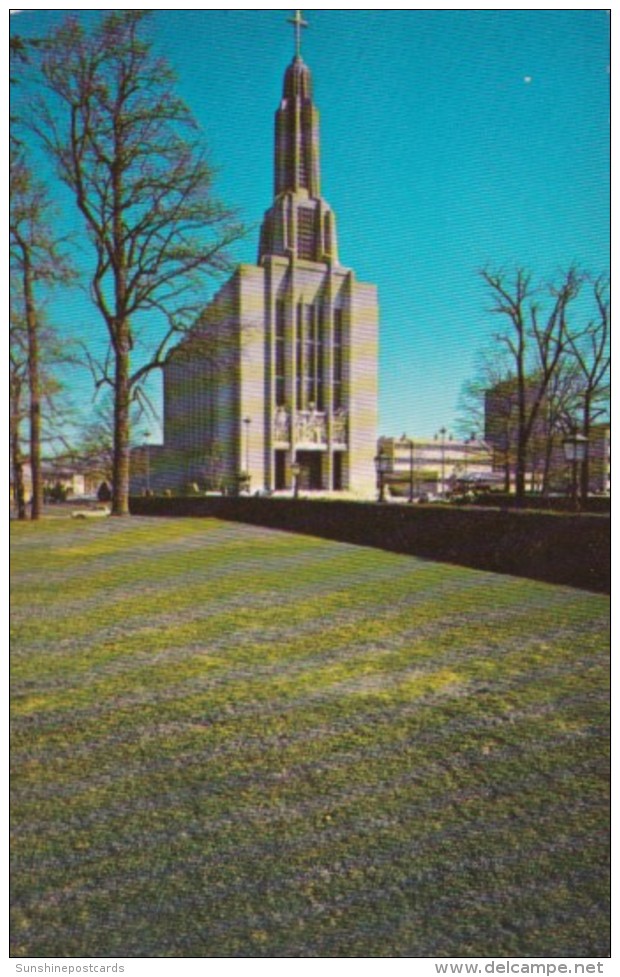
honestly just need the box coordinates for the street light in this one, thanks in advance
[562,432,588,511]
[462,433,477,482]
[435,427,449,496]
[374,452,390,503]
[401,434,415,503]
[290,459,301,500]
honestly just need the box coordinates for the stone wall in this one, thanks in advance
[128,497,610,595]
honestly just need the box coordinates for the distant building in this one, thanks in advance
[10,459,109,505]
[578,423,610,495]
[41,464,85,500]
[483,377,546,491]
[144,15,378,497]
[377,435,496,498]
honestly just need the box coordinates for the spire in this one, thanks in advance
[274,11,319,198]
[258,11,339,264]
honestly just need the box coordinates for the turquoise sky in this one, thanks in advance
[11,8,610,442]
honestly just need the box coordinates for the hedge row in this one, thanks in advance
[129,496,610,595]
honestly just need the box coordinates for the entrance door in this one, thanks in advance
[274,450,286,491]
[333,452,344,491]
[297,451,323,490]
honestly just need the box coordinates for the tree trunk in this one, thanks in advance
[515,433,527,504]
[503,459,511,494]
[514,343,527,505]
[112,333,131,516]
[580,399,591,503]
[23,258,43,520]
[10,393,27,521]
[541,436,554,499]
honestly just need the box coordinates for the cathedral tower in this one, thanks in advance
[159,12,378,497]
[258,12,338,266]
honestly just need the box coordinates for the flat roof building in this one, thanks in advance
[377,435,496,499]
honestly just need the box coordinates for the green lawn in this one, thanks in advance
[10,517,610,958]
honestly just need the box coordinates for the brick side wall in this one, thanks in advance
[128,497,609,595]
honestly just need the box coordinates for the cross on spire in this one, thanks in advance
[287,10,308,59]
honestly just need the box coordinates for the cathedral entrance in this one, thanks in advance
[296,451,323,491]
[333,452,344,491]
[274,450,287,491]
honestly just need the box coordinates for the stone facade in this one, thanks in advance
[146,34,378,497]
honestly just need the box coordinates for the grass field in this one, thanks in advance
[10,516,610,958]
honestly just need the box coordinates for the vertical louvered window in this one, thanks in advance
[296,303,303,409]
[298,145,308,190]
[275,300,286,406]
[333,309,343,410]
[304,305,316,407]
[297,207,315,260]
[316,305,325,411]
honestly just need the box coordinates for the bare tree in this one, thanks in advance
[481,267,582,503]
[565,276,610,501]
[10,159,73,519]
[10,318,28,521]
[10,289,82,514]
[535,353,582,497]
[33,11,244,514]
[71,394,152,488]
[456,347,516,491]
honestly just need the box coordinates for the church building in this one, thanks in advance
[159,12,378,496]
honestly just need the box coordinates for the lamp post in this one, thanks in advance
[243,417,251,473]
[435,427,448,496]
[290,459,301,500]
[143,430,151,493]
[402,435,415,503]
[374,452,390,503]
[463,433,477,482]
[562,432,588,511]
